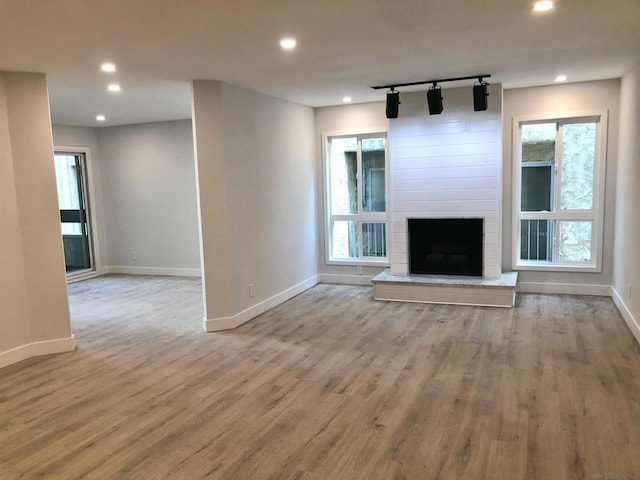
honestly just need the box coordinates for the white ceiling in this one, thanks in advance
[1,0,638,127]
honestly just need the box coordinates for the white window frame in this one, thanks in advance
[512,110,608,272]
[322,129,389,266]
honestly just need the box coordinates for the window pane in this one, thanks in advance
[362,223,386,257]
[520,219,552,261]
[61,222,83,236]
[521,123,555,212]
[330,138,357,215]
[521,165,552,211]
[560,123,596,210]
[54,154,81,210]
[558,221,592,262]
[362,137,386,212]
[332,221,358,258]
[521,123,555,163]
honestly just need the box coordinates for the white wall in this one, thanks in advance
[314,102,388,283]
[98,120,201,276]
[0,72,73,368]
[192,81,317,330]
[221,83,317,311]
[0,73,31,358]
[503,80,620,293]
[390,85,503,279]
[613,62,640,342]
[51,125,108,270]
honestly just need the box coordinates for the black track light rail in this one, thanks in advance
[371,74,491,90]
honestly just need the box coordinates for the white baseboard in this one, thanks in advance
[517,282,612,296]
[106,265,201,277]
[318,274,374,286]
[66,270,101,284]
[0,335,75,369]
[204,275,319,332]
[611,288,640,345]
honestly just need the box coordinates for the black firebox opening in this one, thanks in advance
[408,218,483,276]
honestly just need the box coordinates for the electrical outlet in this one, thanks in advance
[356,265,363,275]
[249,284,254,297]
[131,250,137,261]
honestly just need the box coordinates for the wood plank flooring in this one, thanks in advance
[1,275,640,479]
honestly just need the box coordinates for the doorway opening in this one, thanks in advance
[54,151,96,279]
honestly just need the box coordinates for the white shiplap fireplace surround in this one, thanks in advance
[372,85,517,307]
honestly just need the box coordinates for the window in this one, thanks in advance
[325,132,388,264]
[513,112,607,271]
[54,150,96,275]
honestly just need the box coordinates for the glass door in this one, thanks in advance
[54,152,94,276]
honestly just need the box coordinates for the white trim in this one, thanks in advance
[326,259,389,267]
[373,297,514,309]
[512,110,603,124]
[204,275,319,332]
[511,115,523,271]
[106,265,201,277]
[55,146,102,279]
[511,110,608,272]
[515,262,601,273]
[611,288,640,345]
[322,127,390,139]
[66,270,101,284]
[0,335,75,369]
[517,282,611,296]
[318,274,374,286]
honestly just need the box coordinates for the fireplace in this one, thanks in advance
[373,88,515,305]
[408,218,483,276]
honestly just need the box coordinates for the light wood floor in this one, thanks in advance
[1,275,640,479]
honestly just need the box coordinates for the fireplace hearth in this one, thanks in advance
[373,217,516,307]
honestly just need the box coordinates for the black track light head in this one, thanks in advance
[473,81,489,111]
[427,84,443,115]
[386,89,400,119]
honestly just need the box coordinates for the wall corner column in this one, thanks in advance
[191,80,236,327]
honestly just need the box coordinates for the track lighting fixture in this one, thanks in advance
[386,89,400,119]
[473,78,489,111]
[372,74,491,117]
[427,83,443,115]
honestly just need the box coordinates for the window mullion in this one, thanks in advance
[515,124,523,266]
[554,123,563,213]
[552,219,559,262]
[551,123,563,262]
[332,214,358,221]
[356,137,363,215]
[356,137,364,258]
[358,212,387,222]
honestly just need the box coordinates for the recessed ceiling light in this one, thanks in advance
[533,1,554,12]
[342,96,352,103]
[555,74,567,82]
[279,37,297,50]
[107,83,121,92]
[101,63,116,73]
[96,114,106,122]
